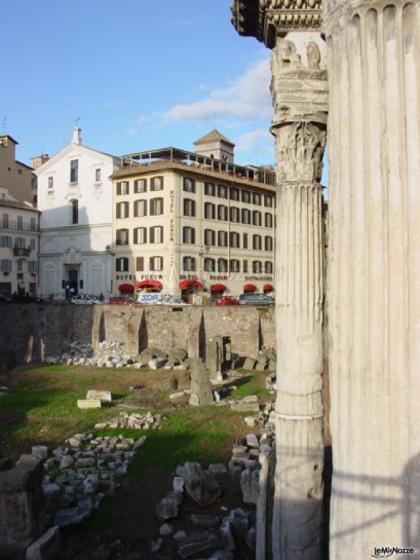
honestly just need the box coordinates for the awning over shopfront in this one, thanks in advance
[118,283,134,293]
[263,283,274,292]
[210,283,226,292]
[243,283,257,293]
[135,280,163,291]
[179,279,203,291]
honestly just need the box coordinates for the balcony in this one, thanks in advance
[13,247,31,257]
[1,220,39,232]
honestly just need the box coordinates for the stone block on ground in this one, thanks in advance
[230,400,260,413]
[86,390,112,402]
[26,525,60,560]
[240,468,259,504]
[246,434,259,448]
[77,399,101,409]
[191,513,221,529]
[176,462,221,507]
[155,493,181,521]
[177,531,225,560]
[31,446,48,461]
[148,357,168,370]
[242,357,257,370]
[208,463,227,475]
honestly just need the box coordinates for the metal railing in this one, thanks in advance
[0,220,39,232]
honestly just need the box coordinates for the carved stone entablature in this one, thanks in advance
[272,121,326,183]
[231,0,323,47]
[270,39,328,127]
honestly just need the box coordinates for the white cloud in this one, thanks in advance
[126,127,137,136]
[161,57,272,123]
[236,128,272,152]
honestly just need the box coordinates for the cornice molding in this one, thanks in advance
[231,0,323,47]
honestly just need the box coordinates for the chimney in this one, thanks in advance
[72,127,82,145]
[31,154,49,170]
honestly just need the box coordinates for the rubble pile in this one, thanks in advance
[38,433,147,527]
[241,347,277,372]
[228,432,275,505]
[45,342,190,371]
[153,461,257,558]
[94,411,163,430]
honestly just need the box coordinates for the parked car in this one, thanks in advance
[11,293,44,304]
[71,294,99,305]
[108,296,135,305]
[213,295,239,306]
[238,293,275,305]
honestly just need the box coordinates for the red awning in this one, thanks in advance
[136,280,163,291]
[243,283,257,293]
[119,283,134,293]
[263,283,274,292]
[179,279,203,291]
[210,283,226,292]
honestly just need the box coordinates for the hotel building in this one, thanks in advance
[111,130,276,300]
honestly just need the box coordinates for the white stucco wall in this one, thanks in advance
[36,137,119,295]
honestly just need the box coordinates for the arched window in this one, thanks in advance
[204,202,215,219]
[218,231,228,247]
[252,210,262,226]
[252,260,262,273]
[265,261,273,274]
[265,212,273,228]
[229,231,240,248]
[183,256,196,271]
[204,229,215,246]
[241,208,251,224]
[183,198,196,217]
[218,205,228,221]
[230,259,240,273]
[265,236,273,251]
[204,258,215,272]
[182,226,195,244]
[70,199,78,224]
[218,258,228,272]
[253,234,262,250]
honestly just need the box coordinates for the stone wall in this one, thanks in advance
[0,304,275,364]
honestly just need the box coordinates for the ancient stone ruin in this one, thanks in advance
[231,0,420,557]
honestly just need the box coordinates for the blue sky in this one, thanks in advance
[1,0,276,167]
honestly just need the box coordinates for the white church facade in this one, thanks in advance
[36,128,120,297]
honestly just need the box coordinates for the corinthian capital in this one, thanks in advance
[272,121,326,183]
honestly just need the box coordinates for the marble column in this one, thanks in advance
[270,36,328,560]
[323,1,420,557]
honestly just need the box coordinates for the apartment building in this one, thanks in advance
[111,131,276,299]
[0,197,40,296]
[35,127,120,296]
[0,135,37,205]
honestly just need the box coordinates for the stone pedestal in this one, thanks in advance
[0,455,47,559]
[189,358,214,406]
[323,1,420,557]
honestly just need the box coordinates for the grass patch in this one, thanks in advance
[231,372,270,399]
[1,364,248,545]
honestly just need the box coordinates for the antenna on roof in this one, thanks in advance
[75,117,81,127]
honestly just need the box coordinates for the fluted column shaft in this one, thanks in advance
[272,178,325,560]
[323,1,420,556]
